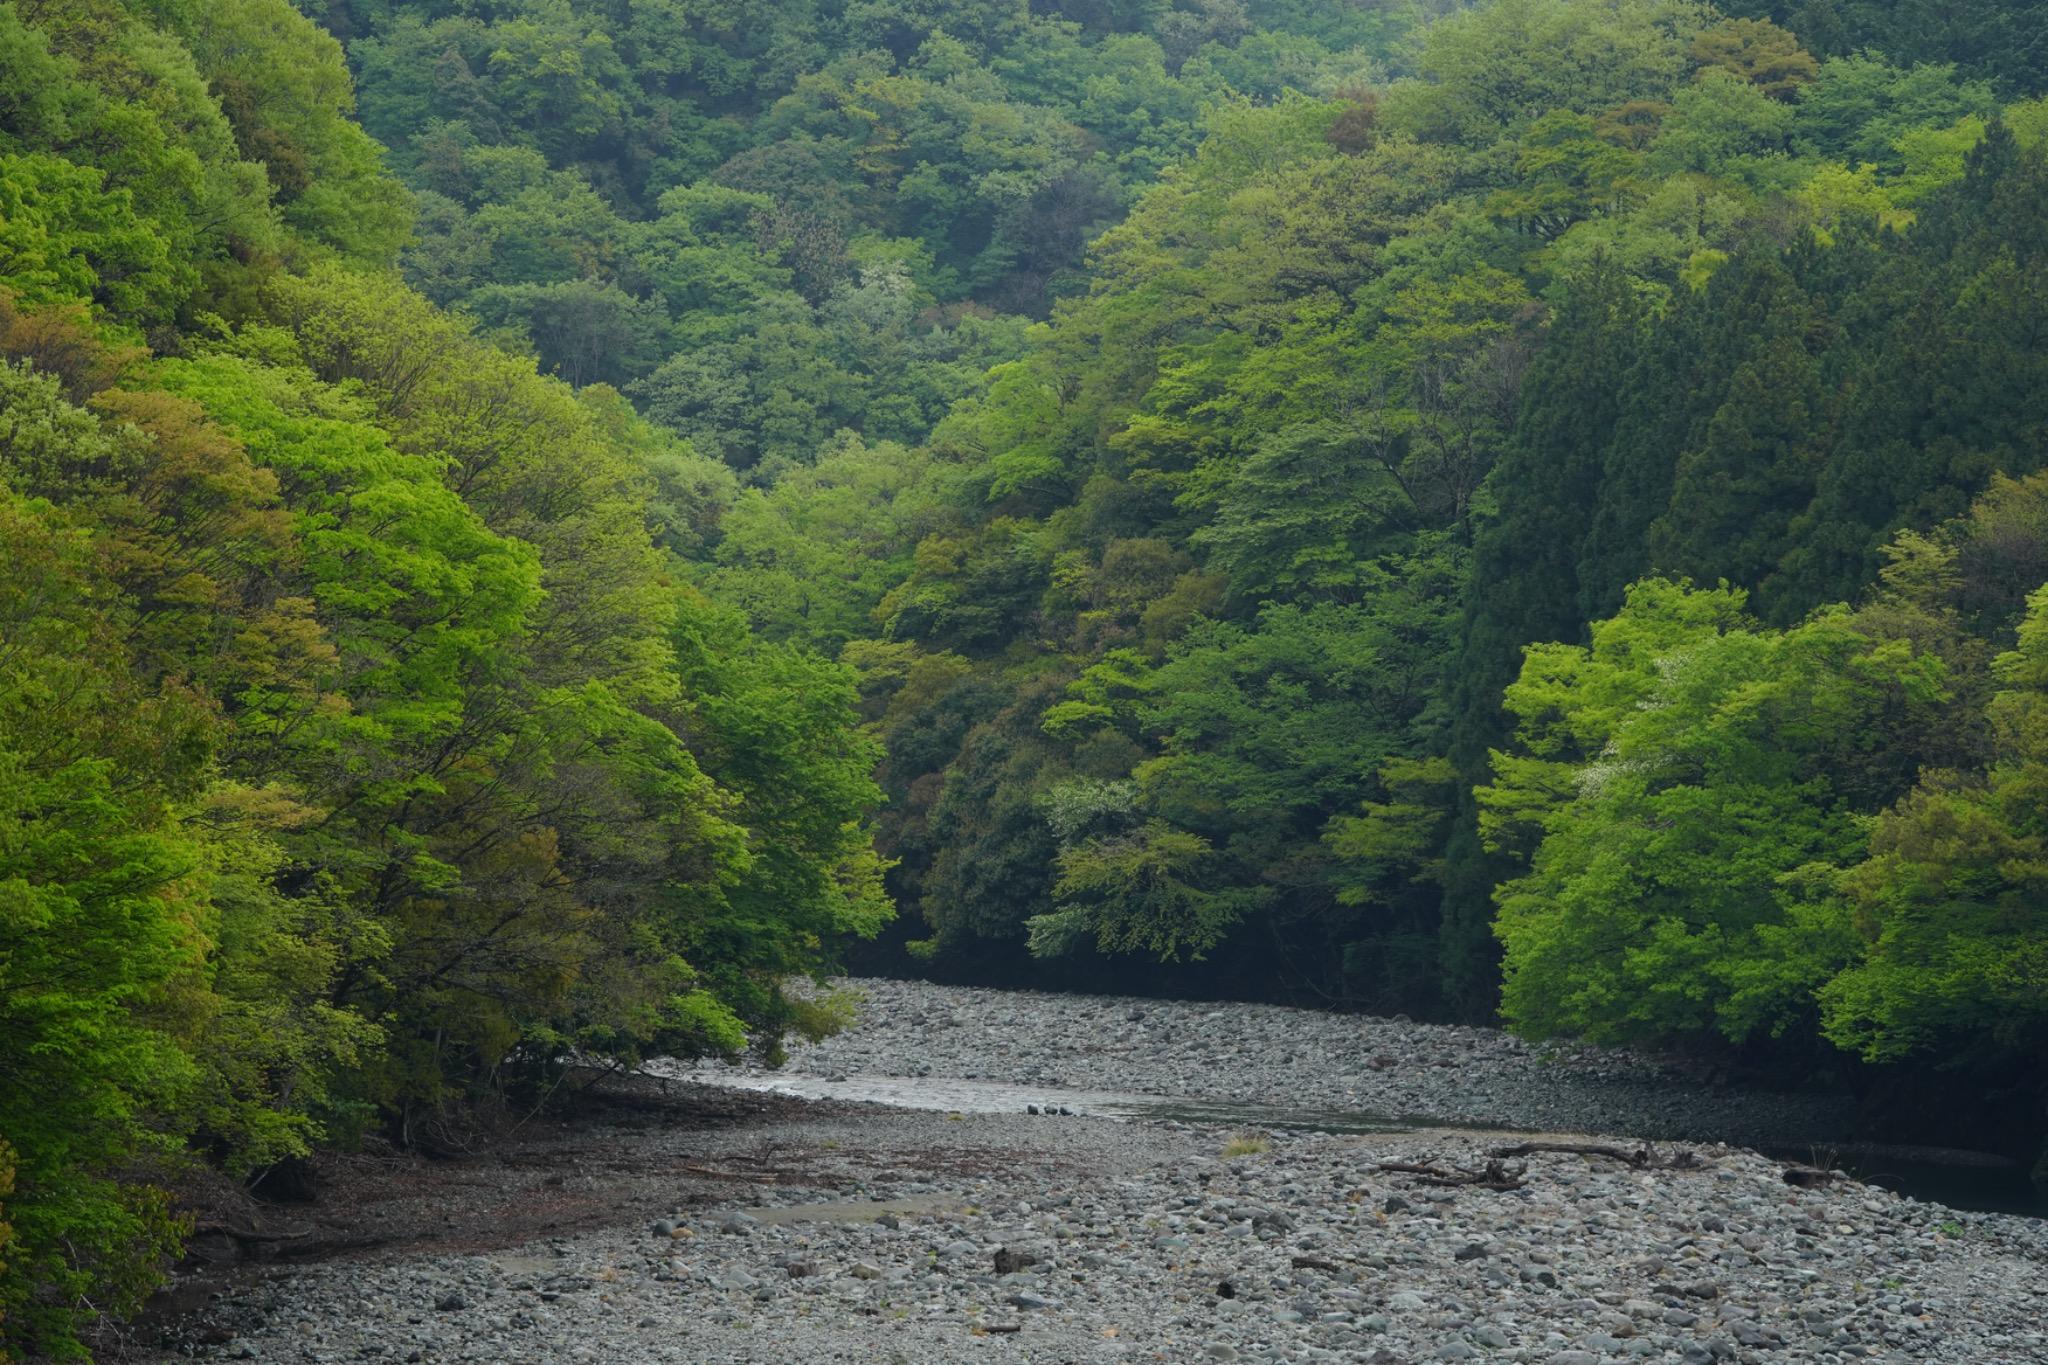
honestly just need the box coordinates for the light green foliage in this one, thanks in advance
[1652,67,1800,190]
[1791,54,1998,171]
[0,475,205,1356]
[1325,757,1460,908]
[1891,116,1990,205]
[1382,0,1709,145]
[669,590,894,979]
[1488,112,1648,238]
[165,0,413,262]
[1141,596,1447,829]
[1485,580,1946,1045]
[0,155,180,320]
[704,434,948,650]
[1797,162,1913,244]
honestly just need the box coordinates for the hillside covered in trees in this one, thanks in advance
[3,0,2048,1355]
[0,0,895,1353]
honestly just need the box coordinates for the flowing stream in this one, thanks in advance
[669,1064,2048,1219]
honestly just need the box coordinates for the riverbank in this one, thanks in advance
[134,981,2048,1364]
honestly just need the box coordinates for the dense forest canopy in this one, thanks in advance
[2,0,2047,1354]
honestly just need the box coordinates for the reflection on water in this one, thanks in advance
[662,1063,2045,1219]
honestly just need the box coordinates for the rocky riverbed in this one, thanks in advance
[141,980,2048,1365]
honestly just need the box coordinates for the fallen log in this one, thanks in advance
[190,1223,315,1244]
[679,1162,782,1184]
[1376,1158,1528,1191]
[1486,1141,1704,1171]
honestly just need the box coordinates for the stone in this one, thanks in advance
[850,1262,883,1280]
[433,1292,466,1313]
[649,1219,676,1239]
[994,1246,1039,1274]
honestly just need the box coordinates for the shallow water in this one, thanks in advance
[663,1064,1418,1132]
[667,1063,2047,1218]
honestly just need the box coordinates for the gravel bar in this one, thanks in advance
[143,980,2048,1365]
[763,978,1853,1149]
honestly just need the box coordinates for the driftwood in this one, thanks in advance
[190,1222,314,1245]
[679,1162,782,1184]
[1376,1158,1528,1190]
[1487,1141,1705,1171]
[1290,1254,1348,1274]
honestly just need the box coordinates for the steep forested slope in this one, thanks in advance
[0,2,886,1355]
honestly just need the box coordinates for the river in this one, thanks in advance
[667,976,2047,1219]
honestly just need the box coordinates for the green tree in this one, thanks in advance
[1484,580,1945,1045]
[0,488,209,1353]
[1820,584,2048,1064]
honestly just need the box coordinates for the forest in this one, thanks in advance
[1,0,2045,1356]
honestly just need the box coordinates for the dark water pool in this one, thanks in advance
[1769,1145,2048,1219]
